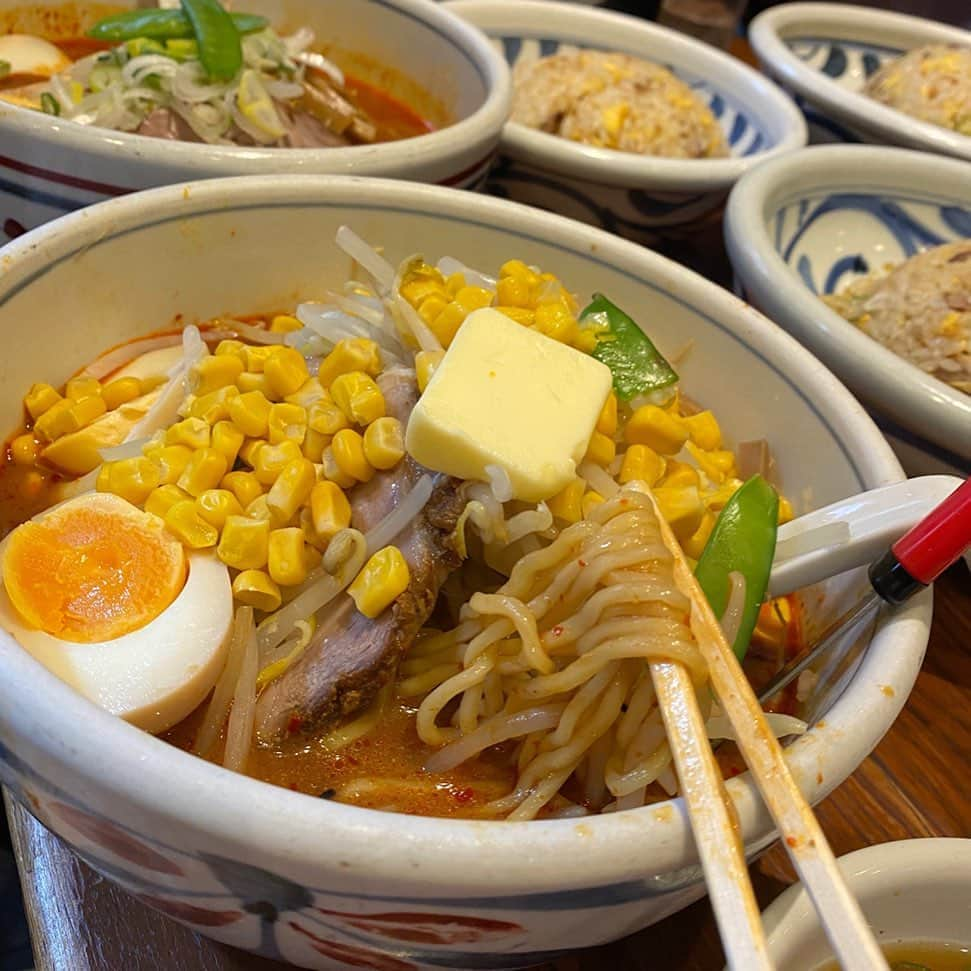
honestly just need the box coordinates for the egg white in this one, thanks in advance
[0,550,233,734]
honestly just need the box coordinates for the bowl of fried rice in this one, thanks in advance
[444,0,807,242]
[725,143,971,475]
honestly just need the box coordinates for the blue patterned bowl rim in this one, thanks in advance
[749,2,971,162]
[444,0,807,190]
[725,143,971,465]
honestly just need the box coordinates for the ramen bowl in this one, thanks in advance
[759,839,971,969]
[749,2,971,158]
[443,0,806,244]
[724,144,971,477]
[0,0,510,239]
[0,175,929,970]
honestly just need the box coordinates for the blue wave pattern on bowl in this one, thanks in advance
[775,189,971,472]
[784,37,902,144]
[498,36,764,156]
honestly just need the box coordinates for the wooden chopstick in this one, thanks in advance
[649,659,772,971]
[644,487,890,971]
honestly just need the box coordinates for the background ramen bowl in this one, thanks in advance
[724,144,971,477]
[442,0,807,243]
[749,2,971,159]
[0,175,929,971]
[0,0,510,238]
[758,839,971,969]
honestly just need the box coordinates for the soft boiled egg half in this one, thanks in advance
[0,492,233,734]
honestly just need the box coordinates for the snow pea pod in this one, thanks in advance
[694,474,779,660]
[181,0,242,81]
[578,293,678,401]
[89,8,266,42]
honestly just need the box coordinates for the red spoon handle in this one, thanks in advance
[892,477,971,585]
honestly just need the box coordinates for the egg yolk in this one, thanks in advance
[2,493,186,643]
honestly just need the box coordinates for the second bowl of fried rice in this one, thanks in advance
[725,143,971,476]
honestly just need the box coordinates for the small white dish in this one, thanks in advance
[725,144,971,476]
[444,0,807,240]
[749,2,971,159]
[756,839,971,970]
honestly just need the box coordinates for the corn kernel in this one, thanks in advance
[362,417,404,470]
[245,494,276,524]
[445,272,465,298]
[548,478,585,524]
[682,510,716,560]
[264,347,309,399]
[496,276,532,308]
[270,314,302,334]
[221,470,264,509]
[500,259,540,287]
[65,376,101,401]
[582,490,605,518]
[495,306,535,327]
[320,445,356,489]
[151,444,193,485]
[619,444,665,486]
[10,434,39,466]
[266,458,316,523]
[193,355,244,396]
[415,350,445,393]
[232,570,282,611]
[308,396,349,436]
[310,481,352,541]
[597,393,618,437]
[685,442,736,485]
[653,485,704,541]
[196,489,244,529]
[218,515,270,570]
[778,496,795,524]
[417,294,449,328]
[318,338,382,388]
[348,545,410,618]
[138,375,168,394]
[625,405,689,455]
[584,430,616,468]
[534,301,578,345]
[238,438,266,468]
[164,500,217,548]
[661,459,700,489]
[428,302,466,347]
[683,411,722,451]
[215,338,247,365]
[188,385,239,425]
[331,428,374,483]
[330,372,385,426]
[236,371,271,395]
[177,448,228,497]
[145,484,191,520]
[101,377,142,411]
[268,402,307,446]
[244,345,274,373]
[285,379,325,409]
[33,399,78,442]
[253,440,303,486]
[302,428,328,463]
[166,417,210,450]
[268,527,309,586]
[24,383,62,421]
[228,390,272,438]
[211,421,244,467]
[400,273,445,307]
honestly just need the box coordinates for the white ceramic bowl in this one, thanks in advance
[724,144,971,477]
[443,0,807,242]
[749,2,971,159]
[758,839,971,969]
[0,175,930,971]
[0,0,510,238]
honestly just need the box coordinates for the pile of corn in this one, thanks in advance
[17,328,410,619]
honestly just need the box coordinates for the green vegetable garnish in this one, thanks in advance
[579,293,678,401]
[88,8,266,43]
[165,37,200,61]
[180,0,242,81]
[0,59,10,79]
[694,475,779,661]
[40,92,60,116]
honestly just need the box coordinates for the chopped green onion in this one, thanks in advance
[40,93,61,116]
[0,59,10,79]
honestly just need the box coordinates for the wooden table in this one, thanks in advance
[6,563,969,970]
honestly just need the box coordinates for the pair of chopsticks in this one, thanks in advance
[642,487,889,971]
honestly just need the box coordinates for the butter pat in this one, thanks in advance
[405,308,612,502]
